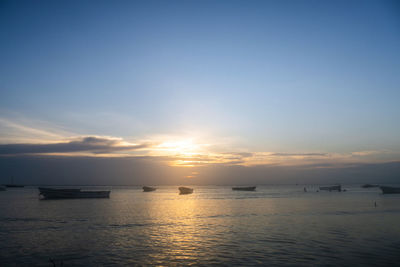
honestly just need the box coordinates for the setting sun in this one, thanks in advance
[156,139,203,155]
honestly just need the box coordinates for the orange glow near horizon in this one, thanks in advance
[0,132,395,170]
[154,139,208,155]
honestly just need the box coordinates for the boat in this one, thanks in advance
[319,185,341,192]
[380,186,400,194]
[143,186,156,192]
[0,186,6,191]
[232,186,256,191]
[178,187,193,194]
[361,184,379,188]
[4,176,24,188]
[38,187,110,199]
[4,184,24,188]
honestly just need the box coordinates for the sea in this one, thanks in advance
[1,185,400,266]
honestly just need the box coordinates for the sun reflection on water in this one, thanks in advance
[145,196,204,263]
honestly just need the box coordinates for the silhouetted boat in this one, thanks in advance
[143,186,156,192]
[4,176,24,187]
[5,184,24,188]
[232,186,256,191]
[38,187,110,199]
[380,186,400,194]
[179,187,193,194]
[361,184,379,188]
[319,185,341,192]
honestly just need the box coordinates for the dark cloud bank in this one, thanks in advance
[0,136,148,155]
[0,155,399,185]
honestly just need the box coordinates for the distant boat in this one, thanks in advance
[38,187,110,199]
[0,186,6,191]
[232,186,256,191]
[380,186,400,194]
[4,176,24,188]
[319,185,341,192]
[361,184,379,188]
[143,186,156,192]
[179,187,193,194]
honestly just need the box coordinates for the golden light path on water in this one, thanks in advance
[89,186,400,266]
[113,189,279,264]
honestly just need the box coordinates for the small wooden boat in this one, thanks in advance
[5,176,24,187]
[380,186,400,194]
[38,187,110,199]
[143,186,156,192]
[319,185,341,192]
[179,187,193,194]
[361,184,379,188]
[232,186,256,191]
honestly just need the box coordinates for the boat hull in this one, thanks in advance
[179,187,193,194]
[143,186,156,192]
[232,186,256,191]
[362,184,379,188]
[380,186,400,194]
[38,187,110,199]
[319,185,341,192]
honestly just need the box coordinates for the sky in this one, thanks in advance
[0,0,399,184]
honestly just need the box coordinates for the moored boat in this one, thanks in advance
[4,184,24,188]
[380,186,400,194]
[361,184,379,188]
[179,187,193,194]
[232,186,256,191]
[5,176,24,188]
[38,187,110,199]
[319,185,341,192]
[143,186,156,192]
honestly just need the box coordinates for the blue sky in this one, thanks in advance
[0,0,399,169]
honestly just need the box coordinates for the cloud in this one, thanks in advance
[1,155,400,185]
[270,153,329,157]
[224,152,254,158]
[351,150,384,157]
[0,117,73,143]
[0,134,398,169]
[0,136,149,155]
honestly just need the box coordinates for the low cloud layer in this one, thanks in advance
[1,155,399,185]
[0,134,399,185]
[0,136,149,155]
[270,153,328,157]
[0,136,398,169]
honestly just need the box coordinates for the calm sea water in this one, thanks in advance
[1,185,400,266]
